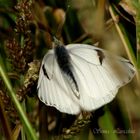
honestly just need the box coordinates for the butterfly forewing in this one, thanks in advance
[67,44,135,111]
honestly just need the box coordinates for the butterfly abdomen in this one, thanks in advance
[55,45,79,97]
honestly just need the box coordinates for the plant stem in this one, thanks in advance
[109,6,137,67]
[0,58,38,140]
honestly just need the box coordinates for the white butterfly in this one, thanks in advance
[37,40,135,114]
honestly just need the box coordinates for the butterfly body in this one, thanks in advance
[38,43,135,114]
[55,45,79,98]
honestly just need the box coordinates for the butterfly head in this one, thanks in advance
[52,36,63,48]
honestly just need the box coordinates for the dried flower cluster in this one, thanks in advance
[17,60,40,101]
[0,80,18,122]
[15,0,33,34]
[5,0,34,73]
[1,0,38,122]
[6,38,26,72]
[62,115,91,139]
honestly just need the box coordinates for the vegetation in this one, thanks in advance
[0,0,139,140]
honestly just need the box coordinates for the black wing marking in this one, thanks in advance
[42,64,50,79]
[96,49,105,65]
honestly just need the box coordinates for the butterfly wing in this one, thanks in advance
[38,50,81,114]
[38,44,135,114]
[66,44,135,111]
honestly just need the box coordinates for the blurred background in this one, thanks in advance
[0,0,140,140]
